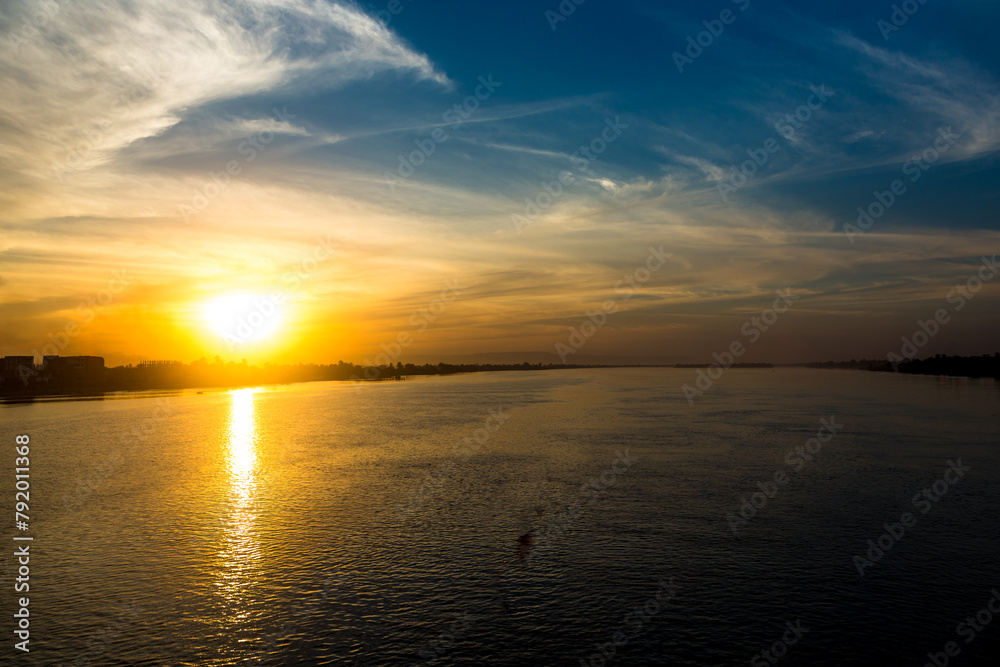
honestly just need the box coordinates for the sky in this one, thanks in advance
[1,0,998,366]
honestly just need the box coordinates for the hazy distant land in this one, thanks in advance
[1,354,996,399]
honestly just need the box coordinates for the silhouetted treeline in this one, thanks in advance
[884,353,999,378]
[1,357,599,397]
[805,354,1000,378]
[5,353,996,399]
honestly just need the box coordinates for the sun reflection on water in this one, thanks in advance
[229,388,258,489]
[217,388,262,619]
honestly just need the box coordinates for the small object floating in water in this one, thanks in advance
[516,529,535,561]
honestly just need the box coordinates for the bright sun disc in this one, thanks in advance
[203,293,285,345]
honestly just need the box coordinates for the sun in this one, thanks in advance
[202,292,286,346]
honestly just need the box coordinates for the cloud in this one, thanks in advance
[0,0,448,178]
[838,31,1000,158]
[664,151,728,183]
[589,177,622,193]
[843,129,876,144]
[229,117,311,138]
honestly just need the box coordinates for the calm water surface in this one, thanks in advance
[2,368,999,665]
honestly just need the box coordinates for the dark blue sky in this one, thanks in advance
[256,0,1000,242]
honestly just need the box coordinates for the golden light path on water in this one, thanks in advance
[217,388,262,620]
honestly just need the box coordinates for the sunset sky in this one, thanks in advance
[1,0,998,366]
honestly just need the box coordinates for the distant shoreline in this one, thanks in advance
[0,362,609,401]
[2,355,995,402]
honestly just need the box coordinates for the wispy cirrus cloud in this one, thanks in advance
[0,0,448,177]
[836,31,1000,158]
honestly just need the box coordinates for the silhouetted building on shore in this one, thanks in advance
[1,355,105,390]
[0,356,34,385]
